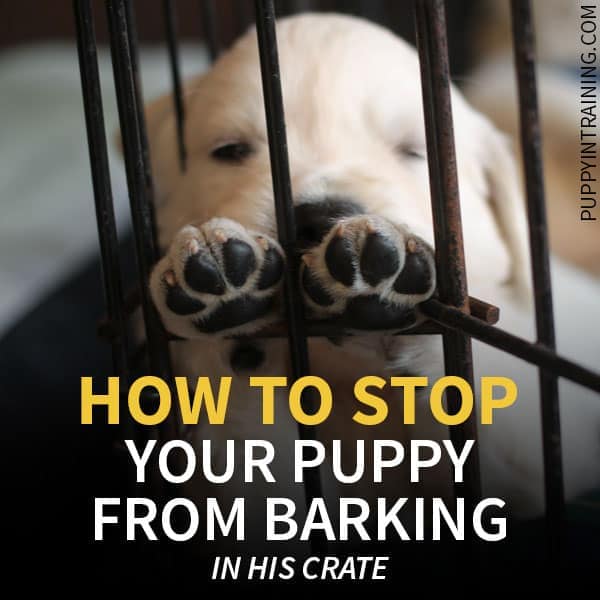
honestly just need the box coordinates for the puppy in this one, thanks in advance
[142,14,600,554]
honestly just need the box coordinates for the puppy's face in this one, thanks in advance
[147,14,526,292]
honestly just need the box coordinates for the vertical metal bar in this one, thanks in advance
[351,0,385,20]
[510,0,564,561]
[124,0,158,247]
[285,0,312,13]
[254,0,325,551]
[201,0,220,61]
[163,0,187,171]
[106,0,174,394]
[234,0,254,37]
[414,0,482,508]
[74,0,129,380]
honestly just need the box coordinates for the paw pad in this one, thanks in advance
[300,215,435,330]
[393,239,433,295]
[150,218,284,338]
[360,232,401,286]
[184,251,226,295]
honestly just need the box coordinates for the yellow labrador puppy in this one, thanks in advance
[142,14,599,552]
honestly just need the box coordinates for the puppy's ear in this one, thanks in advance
[484,125,531,297]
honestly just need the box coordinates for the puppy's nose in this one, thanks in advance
[294,198,364,250]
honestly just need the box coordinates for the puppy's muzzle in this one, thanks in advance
[294,197,364,250]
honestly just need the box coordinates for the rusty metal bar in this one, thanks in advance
[74,0,129,379]
[106,0,173,391]
[414,0,482,511]
[200,0,220,61]
[254,0,325,552]
[422,299,600,394]
[511,0,565,560]
[95,294,600,395]
[96,293,496,341]
[163,0,187,171]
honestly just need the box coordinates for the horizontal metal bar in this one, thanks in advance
[249,295,499,338]
[422,299,600,394]
[469,296,499,324]
[250,320,443,337]
[96,293,600,393]
[97,294,499,340]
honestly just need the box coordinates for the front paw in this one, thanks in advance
[150,218,284,338]
[300,215,435,330]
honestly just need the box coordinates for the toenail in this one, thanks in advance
[214,229,228,243]
[164,270,176,287]
[301,253,315,268]
[256,236,270,251]
[187,239,200,254]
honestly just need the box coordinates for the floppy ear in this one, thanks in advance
[484,126,532,298]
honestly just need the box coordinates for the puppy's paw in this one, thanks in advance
[150,218,284,337]
[300,215,435,330]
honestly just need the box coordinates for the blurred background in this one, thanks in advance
[0,0,596,583]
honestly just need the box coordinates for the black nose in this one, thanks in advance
[294,197,364,250]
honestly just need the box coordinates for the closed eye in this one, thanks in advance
[210,141,254,163]
[396,144,426,160]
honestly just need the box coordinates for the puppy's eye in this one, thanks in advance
[211,141,253,163]
[397,144,426,160]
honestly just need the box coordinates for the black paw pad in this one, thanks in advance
[325,235,355,286]
[302,267,335,306]
[360,232,400,286]
[166,284,206,315]
[393,251,432,295]
[193,295,273,333]
[223,239,256,287]
[343,295,417,330]
[184,252,226,295]
[257,246,284,290]
[229,342,265,372]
